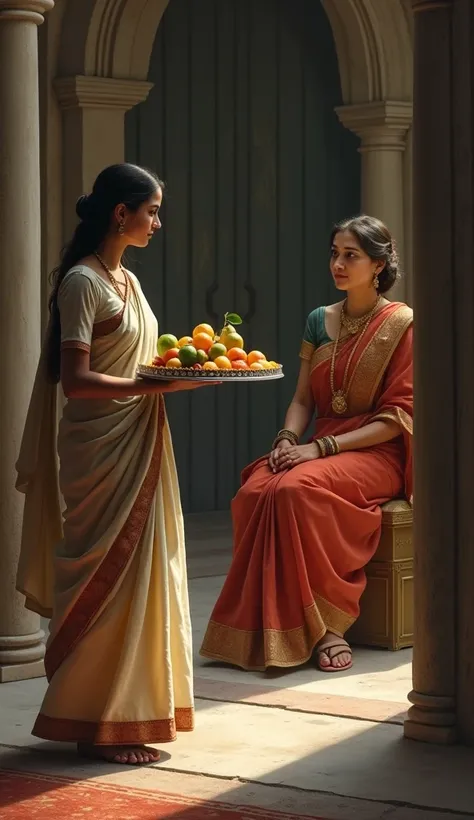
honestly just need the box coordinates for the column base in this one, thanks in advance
[0,658,45,683]
[404,691,457,744]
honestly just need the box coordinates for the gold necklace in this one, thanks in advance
[341,298,379,335]
[94,252,129,303]
[330,297,381,415]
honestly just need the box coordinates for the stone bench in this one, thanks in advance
[347,499,414,651]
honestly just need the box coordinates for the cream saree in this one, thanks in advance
[16,265,194,744]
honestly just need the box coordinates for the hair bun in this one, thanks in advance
[76,194,93,221]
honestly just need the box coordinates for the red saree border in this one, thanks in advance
[32,706,194,745]
[44,397,166,682]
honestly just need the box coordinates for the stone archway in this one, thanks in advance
[54,0,413,298]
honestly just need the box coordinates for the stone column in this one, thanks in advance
[336,101,412,302]
[0,0,54,682]
[404,0,457,744]
[54,75,153,239]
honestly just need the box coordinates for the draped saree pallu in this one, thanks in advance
[200,302,413,671]
[15,266,194,744]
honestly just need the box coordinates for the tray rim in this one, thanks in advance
[137,363,284,383]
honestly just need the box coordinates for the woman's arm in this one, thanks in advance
[280,359,315,438]
[61,348,213,399]
[335,418,401,452]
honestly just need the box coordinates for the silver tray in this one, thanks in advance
[137,363,284,382]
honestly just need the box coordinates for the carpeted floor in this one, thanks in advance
[0,770,327,819]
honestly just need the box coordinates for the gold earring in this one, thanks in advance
[118,222,125,235]
[373,270,379,290]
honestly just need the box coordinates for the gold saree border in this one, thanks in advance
[372,407,413,436]
[45,398,166,682]
[348,305,413,415]
[32,706,194,744]
[61,340,91,353]
[200,595,355,671]
[299,340,315,361]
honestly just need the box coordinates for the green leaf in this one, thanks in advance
[225,312,243,326]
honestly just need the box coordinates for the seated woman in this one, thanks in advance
[200,214,413,673]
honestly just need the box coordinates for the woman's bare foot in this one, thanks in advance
[78,743,160,765]
[315,631,353,672]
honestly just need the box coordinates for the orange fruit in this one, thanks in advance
[203,361,218,370]
[178,336,193,348]
[163,347,180,363]
[166,357,182,368]
[247,350,266,365]
[214,355,232,369]
[232,360,249,370]
[227,347,247,363]
[193,323,215,339]
[250,362,264,370]
[193,332,214,352]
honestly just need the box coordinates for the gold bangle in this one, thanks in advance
[277,428,299,444]
[329,435,340,455]
[316,437,327,457]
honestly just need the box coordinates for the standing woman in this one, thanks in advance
[16,163,218,764]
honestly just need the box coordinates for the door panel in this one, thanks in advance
[125,0,360,512]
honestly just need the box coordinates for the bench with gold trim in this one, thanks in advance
[347,499,413,651]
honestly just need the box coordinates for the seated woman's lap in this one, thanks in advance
[235,444,404,510]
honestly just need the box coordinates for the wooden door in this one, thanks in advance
[125,0,360,512]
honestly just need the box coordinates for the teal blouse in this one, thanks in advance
[303,306,331,349]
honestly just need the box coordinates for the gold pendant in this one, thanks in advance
[332,391,347,415]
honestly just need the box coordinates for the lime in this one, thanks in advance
[196,349,209,365]
[157,333,178,356]
[178,344,198,367]
[209,342,227,361]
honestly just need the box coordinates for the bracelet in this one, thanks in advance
[272,428,299,449]
[315,435,340,457]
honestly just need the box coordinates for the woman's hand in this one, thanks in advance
[268,439,293,473]
[274,441,320,470]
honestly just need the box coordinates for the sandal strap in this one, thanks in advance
[317,640,352,660]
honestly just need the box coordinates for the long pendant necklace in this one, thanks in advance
[94,251,129,303]
[330,297,381,415]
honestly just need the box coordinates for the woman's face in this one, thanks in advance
[330,230,383,293]
[117,187,163,247]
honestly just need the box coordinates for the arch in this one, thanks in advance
[322,0,413,103]
[58,0,412,104]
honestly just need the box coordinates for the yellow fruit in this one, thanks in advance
[193,323,215,339]
[247,350,266,365]
[203,361,218,370]
[214,355,232,369]
[219,327,244,351]
[268,361,278,369]
[166,357,182,368]
[178,336,193,348]
[262,361,273,370]
[250,362,264,370]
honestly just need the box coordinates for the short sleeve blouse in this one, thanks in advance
[58,268,102,352]
[299,307,331,361]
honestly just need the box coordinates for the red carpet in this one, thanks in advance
[0,770,327,819]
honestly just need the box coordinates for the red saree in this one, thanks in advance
[200,302,413,670]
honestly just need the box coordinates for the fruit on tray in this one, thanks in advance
[152,312,280,372]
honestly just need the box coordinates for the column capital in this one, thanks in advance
[412,1,452,11]
[336,101,413,152]
[54,75,154,113]
[0,1,54,24]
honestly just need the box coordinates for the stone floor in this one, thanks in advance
[1,512,474,820]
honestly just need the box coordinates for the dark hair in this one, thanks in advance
[46,163,164,383]
[330,214,400,295]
